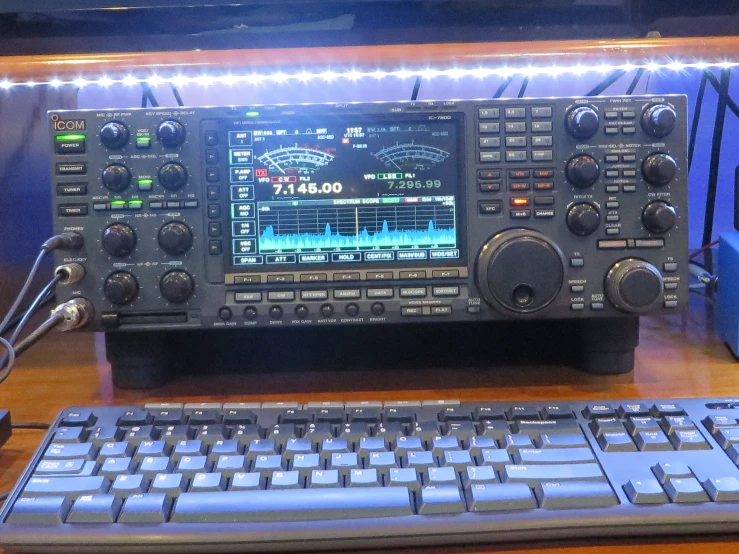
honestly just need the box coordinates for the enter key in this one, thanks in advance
[513,448,596,465]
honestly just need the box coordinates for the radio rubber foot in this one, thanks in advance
[105,332,172,389]
[575,316,639,375]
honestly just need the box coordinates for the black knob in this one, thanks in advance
[159,270,194,303]
[320,304,334,318]
[244,306,258,320]
[104,271,138,305]
[476,229,564,314]
[642,153,677,186]
[102,223,136,257]
[157,120,186,148]
[642,104,677,137]
[566,203,601,236]
[605,259,663,314]
[158,162,188,191]
[566,155,600,188]
[269,306,283,320]
[346,303,360,317]
[158,221,193,255]
[101,164,132,192]
[295,305,309,319]
[565,106,600,139]
[100,121,130,149]
[371,302,385,316]
[219,307,232,321]
[643,201,677,234]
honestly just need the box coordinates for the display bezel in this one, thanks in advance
[218,111,468,274]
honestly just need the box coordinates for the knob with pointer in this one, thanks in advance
[160,270,194,303]
[157,120,186,148]
[158,221,193,255]
[567,203,600,236]
[642,153,677,186]
[158,162,188,191]
[605,259,664,314]
[102,164,132,192]
[100,121,130,149]
[104,272,139,305]
[642,104,677,137]
[642,201,676,234]
[565,106,600,139]
[102,223,136,257]
[566,155,600,188]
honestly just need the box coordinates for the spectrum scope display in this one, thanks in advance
[226,115,463,268]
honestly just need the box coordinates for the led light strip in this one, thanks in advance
[1,61,736,90]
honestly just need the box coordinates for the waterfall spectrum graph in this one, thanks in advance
[259,219,456,252]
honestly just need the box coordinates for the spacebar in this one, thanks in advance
[171,488,415,523]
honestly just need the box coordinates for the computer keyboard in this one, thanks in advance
[3,398,739,552]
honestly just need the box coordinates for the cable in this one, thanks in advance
[688,72,708,173]
[1,292,56,335]
[702,69,731,253]
[586,69,627,96]
[0,313,63,387]
[4,274,61,348]
[11,422,49,430]
[517,77,529,99]
[410,77,422,101]
[689,239,720,260]
[705,70,739,120]
[625,68,646,95]
[0,491,9,505]
[0,251,46,336]
[493,76,514,99]
[140,84,159,108]
[170,84,184,107]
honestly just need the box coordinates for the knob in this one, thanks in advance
[157,120,186,148]
[642,104,677,137]
[158,221,193,255]
[244,306,258,320]
[476,229,564,314]
[102,223,137,257]
[100,121,130,149]
[101,164,132,192]
[346,303,360,317]
[159,270,194,303]
[566,155,600,188]
[566,203,601,236]
[642,153,677,186]
[565,106,600,139]
[104,271,138,305]
[605,259,664,314]
[642,201,677,234]
[219,307,232,321]
[320,304,334,318]
[295,305,309,319]
[158,162,188,191]
[269,306,283,320]
[371,302,385,316]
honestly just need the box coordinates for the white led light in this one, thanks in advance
[25,81,37,87]
[74,77,88,88]
[49,78,63,88]
[123,75,139,86]
[147,75,163,87]
[646,62,660,72]
[98,76,113,87]
[269,71,289,84]
[345,70,363,81]
[319,70,337,82]
[0,79,12,90]
[391,69,413,80]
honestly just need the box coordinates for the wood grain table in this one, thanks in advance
[1,295,738,553]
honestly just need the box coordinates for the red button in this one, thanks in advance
[534,182,554,190]
[509,182,530,191]
[534,170,555,178]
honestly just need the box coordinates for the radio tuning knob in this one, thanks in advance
[565,106,600,139]
[566,155,600,188]
[104,271,139,305]
[157,120,186,148]
[102,223,137,257]
[100,121,130,149]
[605,259,664,314]
[642,104,677,137]
[158,221,193,255]
[566,203,600,236]
[158,162,188,191]
[642,153,677,186]
[101,164,132,192]
[160,270,194,303]
[642,201,677,234]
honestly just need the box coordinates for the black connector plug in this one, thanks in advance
[41,232,84,252]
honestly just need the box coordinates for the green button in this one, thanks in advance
[55,134,86,141]
[128,200,143,210]
[136,137,152,149]
[137,178,153,191]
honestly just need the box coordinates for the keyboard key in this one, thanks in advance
[651,403,686,417]
[443,421,476,439]
[477,420,510,440]
[625,417,661,436]
[222,409,258,425]
[329,452,359,476]
[150,473,187,497]
[7,496,71,525]
[22,476,109,500]
[623,478,669,504]
[137,456,173,479]
[152,409,186,425]
[357,436,387,458]
[535,433,588,449]
[513,448,595,464]
[703,415,737,434]
[616,404,651,418]
[67,494,121,523]
[664,478,710,503]
[134,440,170,461]
[366,451,399,475]
[188,410,221,425]
[669,430,710,450]
[634,431,672,451]
[230,472,264,491]
[404,450,436,472]
[290,453,322,479]
[110,474,147,498]
[89,426,124,446]
[305,423,335,448]
[504,434,534,452]
[308,470,340,488]
[426,466,459,486]
[99,457,133,478]
[659,416,697,435]
[209,440,240,460]
[177,456,211,478]
[231,424,264,444]
[652,461,692,484]
[283,438,314,461]
[505,406,539,421]
[418,486,466,514]
[214,454,248,478]
[196,425,229,445]
[172,440,206,460]
[431,436,460,456]
[473,405,506,421]
[597,432,636,452]
[715,427,739,449]
[347,468,381,487]
[466,483,535,511]
[500,463,606,486]
[34,459,86,475]
[441,450,472,471]
[535,481,618,509]
[170,488,414,522]
[98,441,133,459]
[466,436,497,457]
[477,449,510,470]
[511,419,579,435]
[53,427,88,443]
[117,411,152,426]
[44,442,96,461]
[160,425,195,444]
[461,466,497,488]
[60,410,96,427]
[246,439,277,461]
[190,472,227,492]
[388,468,421,491]
[540,405,575,420]
[118,493,172,523]
[582,405,616,419]
[703,477,739,501]
[589,417,625,437]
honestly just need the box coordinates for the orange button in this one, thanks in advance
[510,197,530,207]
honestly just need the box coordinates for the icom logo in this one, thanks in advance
[50,114,86,131]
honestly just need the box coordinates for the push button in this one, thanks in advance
[204,131,219,146]
[136,137,152,149]
[206,167,220,182]
[58,204,88,216]
[400,271,426,279]
[208,222,222,237]
[56,162,86,175]
[479,182,500,192]
[57,183,87,196]
[477,169,500,181]
[479,201,502,215]
[478,108,500,119]
[55,135,86,154]
[401,307,424,317]
[208,240,222,255]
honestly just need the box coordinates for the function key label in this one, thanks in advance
[228,131,252,146]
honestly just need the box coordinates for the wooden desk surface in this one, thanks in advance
[1,296,738,553]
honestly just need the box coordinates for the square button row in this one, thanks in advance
[605,154,637,163]
[478,107,552,119]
